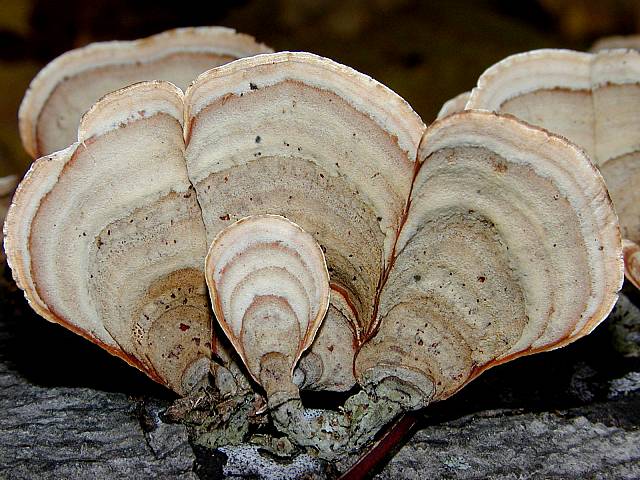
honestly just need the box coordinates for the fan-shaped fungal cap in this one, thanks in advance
[467,48,640,289]
[184,51,425,338]
[19,26,272,158]
[6,49,625,451]
[436,91,470,119]
[356,111,623,404]
[5,81,212,395]
[467,50,594,156]
[204,214,330,391]
[7,51,424,397]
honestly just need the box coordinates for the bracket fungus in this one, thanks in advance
[205,214,330,402]
[466,49,640,290]
[18,26,272,158]
[436,90,470,119]
[5,51,623,458]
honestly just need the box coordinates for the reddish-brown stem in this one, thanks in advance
[339,412,418,480]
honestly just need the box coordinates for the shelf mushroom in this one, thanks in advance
[205,214,330,405]
[18,26,272,158]
[5,51,624,458]
[357,111,622,405]
[436,90,470,119]
[6,82,213,395]
[466,49,640,290]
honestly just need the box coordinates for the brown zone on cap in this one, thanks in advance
[329,282,361,343]
[205,215,330,384]
[22,26,273,158]
[194,157,383,333]
[469,56,635,296]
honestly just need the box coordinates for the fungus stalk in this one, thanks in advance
[204,214,426,458]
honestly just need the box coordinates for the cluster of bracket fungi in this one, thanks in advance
[3,26,638,461]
